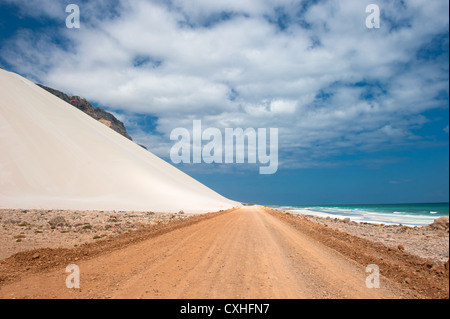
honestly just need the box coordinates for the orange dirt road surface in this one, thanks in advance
[0,206,447,299]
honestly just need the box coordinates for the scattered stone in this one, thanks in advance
[277,210,449,263]
[398,244,405,251]
[48,216,68,228]
[429,217,449,231]
[1,209,189,260]
[108,216,119,223]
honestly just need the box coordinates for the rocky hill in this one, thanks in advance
[37,84,133,141]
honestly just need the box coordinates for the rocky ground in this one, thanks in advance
[1,208,448,265]
[280,211,449,263]
[0,207,448,299]
[0,209,189,260]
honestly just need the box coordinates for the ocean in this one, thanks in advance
[273,203,449,227]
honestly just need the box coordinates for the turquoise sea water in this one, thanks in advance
[274,203,449,226]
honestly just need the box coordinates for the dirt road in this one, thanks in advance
[0,206,442,299]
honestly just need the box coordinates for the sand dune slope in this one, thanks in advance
[0,69,239,212]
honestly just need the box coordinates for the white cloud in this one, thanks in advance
[270,100,297,114]
[1,0,448,170]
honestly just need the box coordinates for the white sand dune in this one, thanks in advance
[0,69,239,213]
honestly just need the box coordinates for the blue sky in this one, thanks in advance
[0,0,448,205]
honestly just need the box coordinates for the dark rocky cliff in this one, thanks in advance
[37,84,133,141]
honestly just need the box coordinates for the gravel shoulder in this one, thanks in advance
[275,210,449,263]
[0,209,191,260]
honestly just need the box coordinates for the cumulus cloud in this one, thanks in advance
[1,0,448,170]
